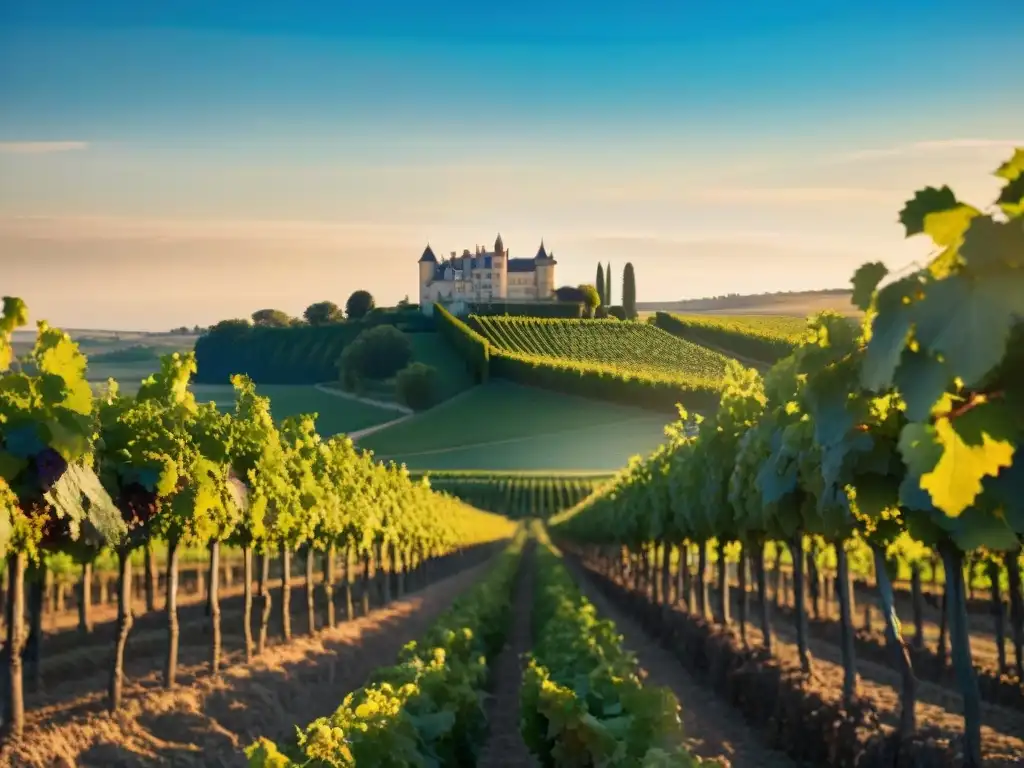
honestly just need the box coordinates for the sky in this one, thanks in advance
[1,1,1022,331]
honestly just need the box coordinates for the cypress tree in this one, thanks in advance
[622,262,637,319]
[606,263,613,306]
[596,263,606,305]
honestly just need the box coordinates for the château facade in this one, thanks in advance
[418,234,557,314]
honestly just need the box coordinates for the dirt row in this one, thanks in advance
[0,561,494,767]
[477,541,537,768]
[573,553,1024,767]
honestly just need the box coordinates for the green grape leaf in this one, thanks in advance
[997,174,1024,217]
[0,451,28,483]
[862,278,917,391]
[995,148,1024,181]
[851,262,889,311]
[959,216,1024,271]
[899,472,937,513]
[985,462,1024,533]
[850,473,900,519]
[944,505,1019,553]
[1,297,29,334]
[902,508,945,547]
[911,271,1024,388]
[922,204,982,247]
[916,402,1015,518]
[898,185,959,238]
[898,422,942,476]
[893,348,950,422]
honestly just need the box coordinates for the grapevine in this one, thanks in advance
[551,149,1024,767]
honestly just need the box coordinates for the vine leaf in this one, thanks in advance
[910,271,1024,388]
[995,148,1024,181]
[902,402,1016,518]
[893,348,950,422]
[898,185,959,238]
[923,204,982,247]
[959,216,1024,271]
[851,262,889,311]
[862,278,916,390]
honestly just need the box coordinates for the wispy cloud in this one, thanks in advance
[834,139,1024,163]
[693,186,900,204]
[0,213,413,247]
[0,141,89,155]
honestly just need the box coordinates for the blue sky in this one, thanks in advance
[1,1,1022,330]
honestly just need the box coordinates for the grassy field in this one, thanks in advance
[471,315,730,389]
[637,289,860,318]
[358,380,677,471]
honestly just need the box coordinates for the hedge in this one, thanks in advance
[193,310,433,384]
[433,303,491,383]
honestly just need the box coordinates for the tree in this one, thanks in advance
[622,263,637,319]
[395,363,437,411]
[251,309,293,328]
[346,290,375,320]
[595,264,605,305]
[605,263,613,306]
[304,301,342,326]
[338,325,413,388]
[577,284,601,317]
[209,318,252,337]
[555,286,586,303]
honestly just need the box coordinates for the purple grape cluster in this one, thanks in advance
[35,447,69,493]
[117,483,159,530]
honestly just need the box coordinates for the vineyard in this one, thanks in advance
[1,151,1022,768]
[471,314,731,388]
[653,312,809,364]
[410,472,611,519]
[551,155,1024,766]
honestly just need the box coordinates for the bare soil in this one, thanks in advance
[477,542,536,768]
[581,557,1024,768]
[0,562,490,768]
[750,603,1024,766]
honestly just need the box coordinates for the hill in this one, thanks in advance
[654,313,808,366]
[471,315,731,386]
[638,288,860,317]
[358,380,675,471]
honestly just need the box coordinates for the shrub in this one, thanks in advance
[594,305,609,319]
[395,363,438,411]
[607,305,626,321]
[338,325,412,386]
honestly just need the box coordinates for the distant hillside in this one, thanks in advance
[638,288,859,317]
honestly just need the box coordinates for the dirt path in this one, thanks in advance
[312,383,412,415]
[0,562,492,768]
[477,542,537,768]
[566,562,797,768]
